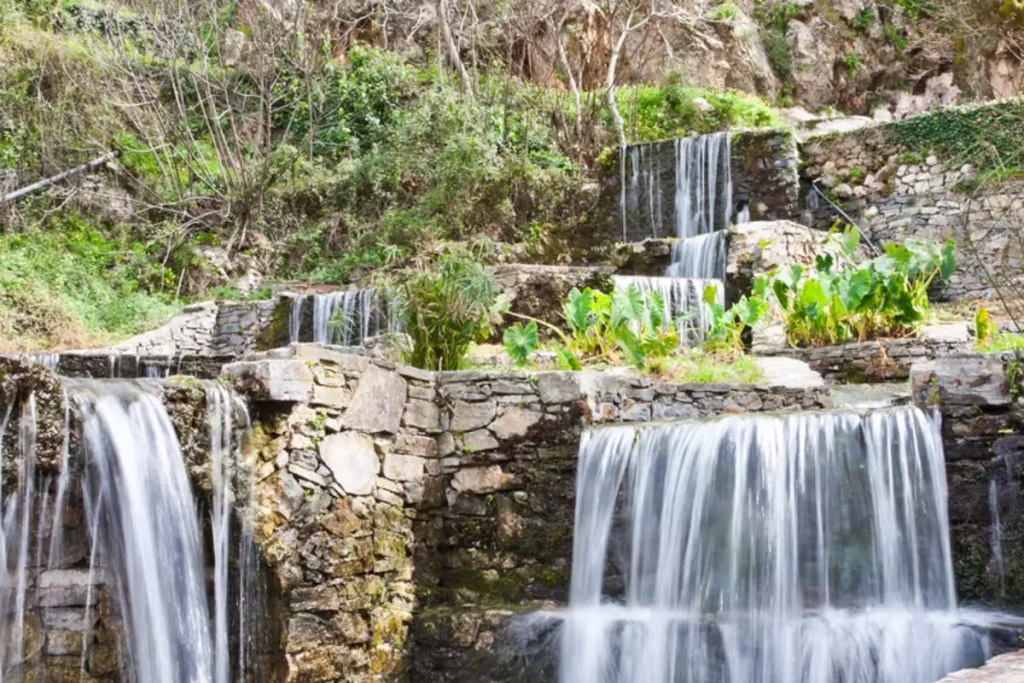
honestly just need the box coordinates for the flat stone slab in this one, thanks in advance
[755,356,825,389]
[936,650,1024,682]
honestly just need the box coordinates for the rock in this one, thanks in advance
[450,399,496,432]
[404,399,441,431]
[490,407,542,439]
[537,373,582,404]
[691,96,714,114]
[383,453,425,482]
[224,359,312,402]
[451,466,516,494]
[343,365,408,433]
[461,429,499,452]
[320,431,379,495]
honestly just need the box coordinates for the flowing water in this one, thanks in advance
[0,379,264,682]
[665,232,727,280]
[545,406,1010,683]
[613,276,722,344]
[289,289,391,345]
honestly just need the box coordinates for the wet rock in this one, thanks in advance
[490,407,542,439]
[450,399,496,432]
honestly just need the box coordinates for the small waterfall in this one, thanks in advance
[552,406,998,683]
[289,289,389,346]
[989,480,1006,596]
[75,382,215,681]
[613,276,722,344]
[665,232,727,280]
[673,133,732,241]
[288,294,307,343]
[0,379,265,682]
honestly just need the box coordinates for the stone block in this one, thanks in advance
[537,372,582,404]
[490,407,542,439]
[383,453,425,482]
[451,466,516,494]
[342,365,408,433]
[224,359,313,402]
[319,431,379,496]
[395,433,438,458]
[450,399,497,432]
[461,429,499,452]
[404,399,441,431]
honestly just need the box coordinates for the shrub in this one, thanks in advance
[702,282,770,355]
[386,245,507,371]
[768,227,956,347]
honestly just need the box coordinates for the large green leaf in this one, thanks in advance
[613,326,647,368]
[735,296,768,328]
[502,321,537,368]
[772,279,790,310]
[839,269,872,311]
[611,285,645,329]
[563,288,593,334]
[800,279,828,321]
[842,225,861,257]
[702,283,721,307]
[555,347,582,371]
[940,240,957,279]
[645,290,666,330]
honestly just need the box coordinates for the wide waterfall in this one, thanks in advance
[613,275,721,344]
[289,289,391,346]
[551,406,1001,683]
[0,379,265,682]
[664,232,727,280]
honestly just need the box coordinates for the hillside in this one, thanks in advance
[1,0,1023,351]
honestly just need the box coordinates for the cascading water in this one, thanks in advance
[613,275,722,344]
[664,133,732,280]
[289,289,391,345]
[0,378,265,682]
[548,406,1007,683]
[664,232,727,280]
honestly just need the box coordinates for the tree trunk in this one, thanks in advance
[438,0,473,94]
[606,12,635,149]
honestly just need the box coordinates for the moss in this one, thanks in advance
[254,297,291,351]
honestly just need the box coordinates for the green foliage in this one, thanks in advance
[544,284,680,371]
[895,0,937,19]
[386,245,507,371]
[613,81,780,142]
[883,22,910,56]
[0,212,177,350]
[1001,0,1024,26]
[842,52,860,76]
[768,227,956,347]
[503,321,538,368]
[709,1,740,21]
[978,331,1024,354]
[702,281,769,354]
[887,100,1024,181]
[756,0,806,84]
[662,352,763,384]
[763,32,793,83]
[853,9,874,31]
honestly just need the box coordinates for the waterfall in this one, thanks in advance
[0,379,264,682]
[289,294,307,343]
[665,232,727,280]
[554,406,997,683]
[290,289,389,346]
[664,133,733,280]
[989,479,1006,597]
[613,276,722,344]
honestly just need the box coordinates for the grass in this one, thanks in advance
[654,352,764,385]
[0,218,178,352]
[977,332,1024,354]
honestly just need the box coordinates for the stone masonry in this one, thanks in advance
[223,345,830,682]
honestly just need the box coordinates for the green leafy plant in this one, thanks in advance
[843,52,860,76]
[768,227,956,347]
[853,9,874,31]
[503,321,538,368]
[702,281,769,354]
[386,245,507,371]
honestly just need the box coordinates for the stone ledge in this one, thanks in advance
[937,651,1024,682]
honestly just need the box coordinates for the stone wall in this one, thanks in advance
[109,300,280,358]
[911,354,1024,606]
[799,101,1024,300]
[224,345,830,682]
[759,334,971,383]
[612,131,800,244]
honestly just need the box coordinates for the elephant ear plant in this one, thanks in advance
[502,283,679,371]
[768,227,956,347]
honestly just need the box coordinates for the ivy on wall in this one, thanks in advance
[886,100,1024,180]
